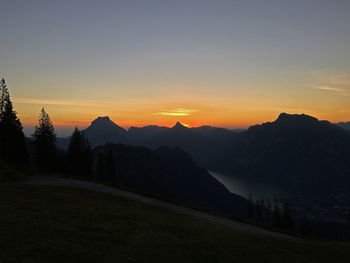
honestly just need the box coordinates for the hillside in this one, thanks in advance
[93,143,248,218]
[0,183,349,263]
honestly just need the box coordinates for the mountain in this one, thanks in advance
[93,143,249,218]
[82,116,127,147]
[127,125,169,145]
[225,113,350,185]
[57,116,127,149]
[335,121,350,131]
[56,118,236,169]
[218,113,350,222]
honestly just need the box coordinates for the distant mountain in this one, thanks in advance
[57,116,127,149]
[56,118,236,168]
[94,143,249,218]
[128,125,168,139]
[218,113,350,221]
[225,113,350,185]
[83,116,127,147]
[335,121,350,131]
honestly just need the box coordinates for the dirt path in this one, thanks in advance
[29,176,298,240]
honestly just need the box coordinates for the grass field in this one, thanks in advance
[0,183,349,263]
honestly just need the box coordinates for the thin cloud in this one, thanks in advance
[12,97,120,108]
[154,108,199,116]
[312,86,344,92]
[308,70,350,96]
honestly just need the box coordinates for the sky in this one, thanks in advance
[1,0,350,136]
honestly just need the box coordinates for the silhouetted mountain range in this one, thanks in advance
[335,121,350,131]
[219,113,350,222]
[56,113,350,223]
[57,117,236,167]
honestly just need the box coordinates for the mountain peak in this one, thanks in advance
[172,121,187,129]
[91,116,112,125]
[276,113,319,124]
[89,116,126,133]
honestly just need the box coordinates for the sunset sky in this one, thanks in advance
[1,0,350,136]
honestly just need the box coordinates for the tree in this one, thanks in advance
[67,127,92,177]
[299,214,312,236]
[248,194,254,219]
[34,108,56,169]
[272,197,281,228]
[255,199,263,222]
[281,202,294,230]
[96,153,106,180]
[105,150,115,181]
[0,78,28,164]
[266,199,272,225]
[95,150,115,182]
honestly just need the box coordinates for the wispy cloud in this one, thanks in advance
[12,97,110,108]
[308,70,350,96]
[154,108,199,116]
[312,86,344,92]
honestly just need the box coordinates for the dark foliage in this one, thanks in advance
[34,108,57,169]
[67,127,92,177]
[281,202,294,230]
[299,214,312,236]
[273,199,282,228]
[0,78,28,164]
[96,150,115,181]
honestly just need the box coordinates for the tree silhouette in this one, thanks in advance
[67,127,92,177]
[266,199,272,225]
[34,108,56,169]
[0,78,28,164]
[96,153,106,180]
[281,202,294,230]
[248,194,254,219]
[96,150,115,182]
[105,150,115,181]
[272,197,281,228]
[299,213,312,236]
[255,199,263,222]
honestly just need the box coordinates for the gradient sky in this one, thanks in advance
[1,0,350,136]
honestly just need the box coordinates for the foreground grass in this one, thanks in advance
[0,184,349,263]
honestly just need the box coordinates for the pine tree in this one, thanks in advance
[96,153,106,180]
[255,199,263,222]
[248,194,254,219]
[0,78,28,164]
[34,108,56,169]
[281,202,294,230]
[95,150,115,182]
[105,150,115,181]
[273,198,281,228]
[266,199,272,225]
[299,213,312,236]
[67,127,92,177]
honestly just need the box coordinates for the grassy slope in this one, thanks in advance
[0,183,349,263]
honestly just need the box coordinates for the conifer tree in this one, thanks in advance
[95,150,115,182]
[105,150,115,181]
[0,78,28,164]
[248,194,254,219]
[67,127,92,177]
[255,199,263,222]
[299,213,312,236]
[266,199,272,225]
[34,108,56,169]
[96,153,106,180]
[273,198,281,227]
[281,202,294,230]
